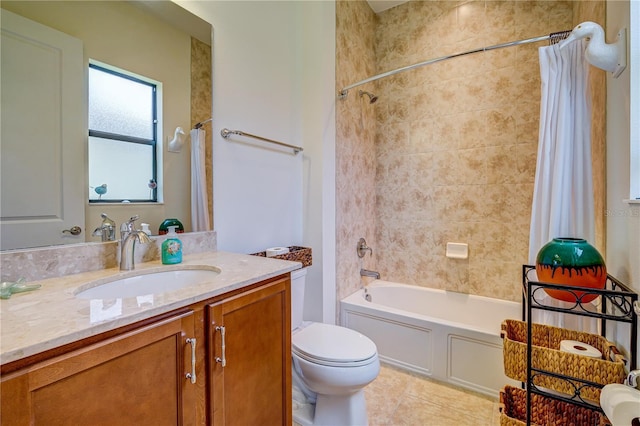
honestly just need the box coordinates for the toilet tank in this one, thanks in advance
[290,268,307,330]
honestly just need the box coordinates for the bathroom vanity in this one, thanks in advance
[0,251,297,425]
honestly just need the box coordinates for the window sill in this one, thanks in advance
[623,199,640,205]
[88,201,164,206]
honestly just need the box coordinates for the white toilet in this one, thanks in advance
[291,268,380,426]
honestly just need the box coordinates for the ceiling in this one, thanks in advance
[366,0,408,14]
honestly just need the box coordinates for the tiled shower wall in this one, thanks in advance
[336,1,604,304]
[336,1,379,303]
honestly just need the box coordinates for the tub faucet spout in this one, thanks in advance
[360,268,380,279]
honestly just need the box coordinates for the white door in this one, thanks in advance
[1,10,85,250]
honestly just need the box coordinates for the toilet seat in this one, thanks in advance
[292,323,378,367]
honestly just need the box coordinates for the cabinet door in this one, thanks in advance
[1,311,198,426]
[208,277,292,426]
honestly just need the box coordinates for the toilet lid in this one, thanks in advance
[292,323,377,364]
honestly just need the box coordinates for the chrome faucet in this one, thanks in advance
[119,215,152,271]
[92,213,116,242]
[360,269,380,279]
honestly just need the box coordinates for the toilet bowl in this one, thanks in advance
[291,268,379,426]
[292,322,380,425]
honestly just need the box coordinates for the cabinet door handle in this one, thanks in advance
[215,326,226,367]
[185,338,197,384]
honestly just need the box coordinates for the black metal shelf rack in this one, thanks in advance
[521,265,638,426]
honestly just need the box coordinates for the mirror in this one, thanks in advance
[0,1,212,250]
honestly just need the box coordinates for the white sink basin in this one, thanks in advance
[600,384,640,426]
[76,267,221,299]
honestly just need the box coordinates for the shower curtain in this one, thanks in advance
[190,128,211,232]
[528,39,596,330]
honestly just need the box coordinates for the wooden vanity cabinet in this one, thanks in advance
[208,276,292,426]
[0,311,198,425]
[0,274,292,426]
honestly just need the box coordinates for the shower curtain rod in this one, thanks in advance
[337,30,571,99]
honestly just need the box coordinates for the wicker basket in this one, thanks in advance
[250,246,312,268]
[499,385,610,426]
[501,319,627,402]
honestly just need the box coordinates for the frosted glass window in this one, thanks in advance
[88,137,154,201]
[88,63,158,203]
[89,67,154,139]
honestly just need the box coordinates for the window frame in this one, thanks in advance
[88,62,159,203]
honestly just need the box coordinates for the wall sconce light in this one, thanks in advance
[167,127,186,153]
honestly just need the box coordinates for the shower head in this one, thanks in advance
[358,90,378,104]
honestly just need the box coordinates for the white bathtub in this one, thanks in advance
[340,280,522,397]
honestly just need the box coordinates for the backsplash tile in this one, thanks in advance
[0,231,217,282]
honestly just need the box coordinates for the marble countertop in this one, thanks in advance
[0,251,301,365]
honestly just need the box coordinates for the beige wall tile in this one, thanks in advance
[336,0,604,305]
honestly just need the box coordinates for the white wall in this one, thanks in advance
[605,1,639,367]
[294,2,338,323]
[606,1,638,291]
[177,1,336,322]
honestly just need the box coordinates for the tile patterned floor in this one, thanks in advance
[364,364,502,426]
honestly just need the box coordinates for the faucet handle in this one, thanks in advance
[100,213,116,227]
[357,238,373,258]
[120,215,141,239]
[125,215,141,228]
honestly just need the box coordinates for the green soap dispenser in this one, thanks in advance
[161,226,182,265]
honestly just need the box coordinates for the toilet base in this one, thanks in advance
[292,383,315,426]
[292,382,369,426]
[313,390,368,426]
